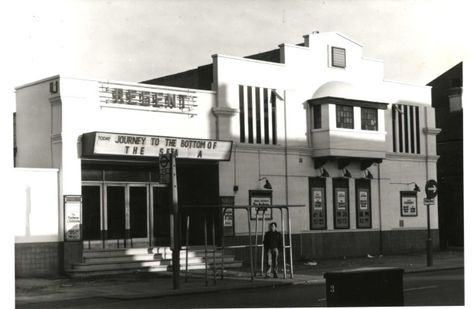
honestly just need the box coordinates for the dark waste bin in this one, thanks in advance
[323,267,404,307]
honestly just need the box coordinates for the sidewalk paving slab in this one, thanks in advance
[16,250,464,306]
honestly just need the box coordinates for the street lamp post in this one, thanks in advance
[424,179,438,267]
[426,202,433,267]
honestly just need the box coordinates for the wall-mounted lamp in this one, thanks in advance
[343,168,352,178]
[259,177,272,190]
[233,185,239,193]
[320,168,330,178]
[365,170,373,179]
[392,181,420,192]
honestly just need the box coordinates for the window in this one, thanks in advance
[449,95,462,112]
[361,108,378,131]
[392,104,421,154]
[313,104,321,129]
[239,85,278,145]
[331,47,346,68]
[336,105,353,129]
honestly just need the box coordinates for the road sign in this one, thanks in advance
[423,198,435,205]
[159,154,171,184]
[425,179,438,199]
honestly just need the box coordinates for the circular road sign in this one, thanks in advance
[425,179,438,199]
[159,154,170,168]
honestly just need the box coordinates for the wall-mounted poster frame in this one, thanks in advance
[355,178,372,228]
[309,177,327,230]
[333,178,349,229]
[400,191,418,217]
[249,190,272,220]
[64,195,82,241]
[220,196,235,237]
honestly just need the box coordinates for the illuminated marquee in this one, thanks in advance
[82,132,233,161]
[99,82,198,115]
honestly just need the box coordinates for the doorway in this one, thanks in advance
[81,161,221,248]
[82,183,159,248]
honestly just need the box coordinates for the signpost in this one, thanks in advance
[424,179,438,267]
[425,179,438,199]
[159,153,180,289]
[159,154,171,184]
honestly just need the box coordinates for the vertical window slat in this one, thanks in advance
[409,106,415,153]
[415,106,421,154]
[392,106,397,152]
[263,88,270,145]
[247,86,254,144]
[398,104,404,153]
[406,105,412,153]
[403,105,409,153]
[271,90,277,145]
[239,85,245,143]
[255,87,262,144]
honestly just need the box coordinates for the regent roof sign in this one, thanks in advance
[82,132,233,161]
[99,82,198,116]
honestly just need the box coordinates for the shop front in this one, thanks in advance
[81,132,232,249]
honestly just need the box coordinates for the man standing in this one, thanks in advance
[263,222,282,278]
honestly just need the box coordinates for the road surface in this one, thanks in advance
[17,268,464,308]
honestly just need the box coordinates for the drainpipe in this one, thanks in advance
[377,163,383,256]
[424,106,429,180]
[284,90,288,208]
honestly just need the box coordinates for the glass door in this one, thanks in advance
[82,185,102,249]
[82,182,161,248]
[128,185,149,247]
[152,185,170,246]
[105,185,126,247]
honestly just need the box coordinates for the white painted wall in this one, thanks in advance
[14,32,439,244]
[13,168,59,243]
[15,77,58,168]
[215,32,438,236]
[15,76,218,240]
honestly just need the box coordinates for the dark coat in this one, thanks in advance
[263,231,282,251]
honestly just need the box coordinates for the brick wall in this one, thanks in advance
[15,242,63,277]
[223,229,439,264]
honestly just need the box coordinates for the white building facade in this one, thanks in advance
[14,32,439,276]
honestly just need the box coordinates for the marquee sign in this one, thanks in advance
[82,132,233,160]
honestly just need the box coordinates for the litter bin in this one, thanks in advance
[323,267,404,307]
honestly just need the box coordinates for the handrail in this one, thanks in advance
[181,204,304,285]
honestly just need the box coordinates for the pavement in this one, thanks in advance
[15,250,464,306]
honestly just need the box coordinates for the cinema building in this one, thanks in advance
[14,32,440,277]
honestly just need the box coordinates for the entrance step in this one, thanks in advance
[68,247,243,278]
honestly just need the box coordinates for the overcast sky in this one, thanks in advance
[3,0,470,90]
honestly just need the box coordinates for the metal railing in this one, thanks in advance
[180,204,304,286]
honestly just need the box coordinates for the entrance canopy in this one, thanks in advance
[82,131,233,161]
